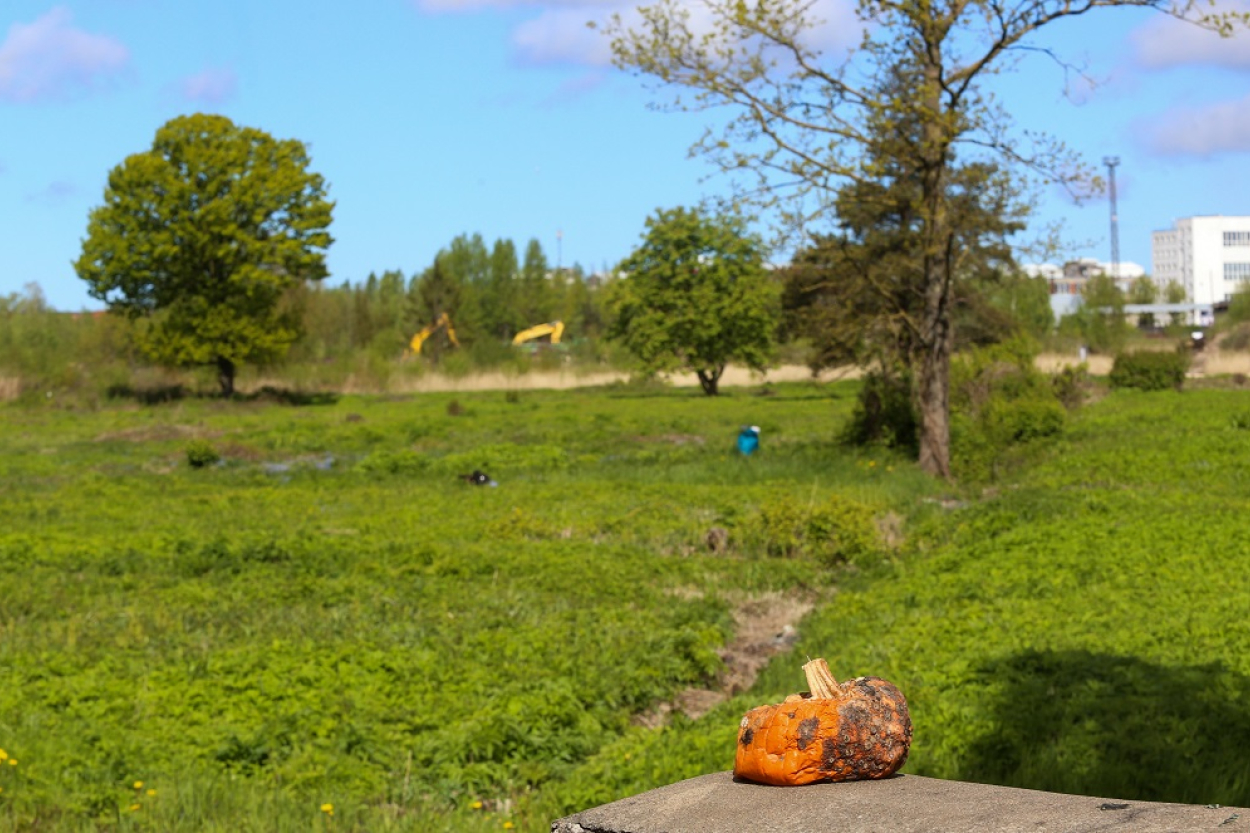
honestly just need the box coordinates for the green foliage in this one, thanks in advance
[611,207,781,395]
[743,493,884,568]
[185,439,221,469]
[949,338,1067,480]
[976,272,1055,343]
[552,388,1250,813]
[1109,350,1189,391]
[1128,275,1158,329]
[357,448,429,475]
[1067,274,1129,353]
[1227,286,1250,327]
[839,370,918,454]
[0,380,943,830]
[1050,362,1093,409]
[75,114,334,396]
[15,377,1250,827]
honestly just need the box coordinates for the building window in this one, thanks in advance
[1225,262,1250,281]
[1224,231,1250,247]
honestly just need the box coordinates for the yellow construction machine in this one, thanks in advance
[409,312,460,355]
[512,321,565,348]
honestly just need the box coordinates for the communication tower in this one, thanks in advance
[1103,156,1121,280]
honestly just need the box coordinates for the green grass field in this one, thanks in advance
[3,379,1250,830]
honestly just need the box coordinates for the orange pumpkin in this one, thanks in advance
[733,657,912,786]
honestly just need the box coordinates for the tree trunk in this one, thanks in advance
[915,56,954,479]
[217,356,236,398]
[915,314,952,479]
[696,366,722,396]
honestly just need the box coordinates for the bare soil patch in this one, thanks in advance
[636,589,824,727]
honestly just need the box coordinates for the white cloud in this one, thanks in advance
[0,7,129,103]
[178,66,238,105]
[25,180,77,205]
[1130,5,1250,70]
[1142,94,1250,156]
[414,0,619,10]
[507,0,861,68]
[512,6,618,66]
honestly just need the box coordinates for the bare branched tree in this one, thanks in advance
[603,0,1246,477]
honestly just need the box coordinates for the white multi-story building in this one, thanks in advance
[1152,215,1250,306]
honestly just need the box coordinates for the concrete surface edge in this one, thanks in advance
[552,772,1248,833]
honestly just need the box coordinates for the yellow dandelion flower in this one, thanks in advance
[129,804,141,812]
[503,823,515,830]
[147,788,157,797]
[133,781,144,790]
[0,749,8,761]
[320,803,334,816]
[471,801,483,810]
[8,759,15,766]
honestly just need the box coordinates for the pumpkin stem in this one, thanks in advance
[803,657,839,699]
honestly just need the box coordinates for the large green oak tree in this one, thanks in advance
[611,206,780,395]
[76,114,334,396]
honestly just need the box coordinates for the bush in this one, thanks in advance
[950,338,1068,481]
[1109,350,1189,392]
[840,370,917,454]
[185,439,221,469]
[1051,363,1092,409]
[745,494,883,568]
[356,448,428,475]
[983,396,1067,444]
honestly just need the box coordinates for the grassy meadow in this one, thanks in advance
[4,376,1250,830]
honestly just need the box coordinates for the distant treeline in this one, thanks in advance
[0,232,626,399]
[289,233,613,364]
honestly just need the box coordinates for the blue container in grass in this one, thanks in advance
[737,425,760,456]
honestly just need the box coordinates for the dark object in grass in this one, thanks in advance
[460,469,496,487]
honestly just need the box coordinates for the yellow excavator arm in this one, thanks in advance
[512,320,564,346]
[410,312,460,354]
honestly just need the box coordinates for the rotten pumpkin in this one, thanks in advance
[733,657,912,786]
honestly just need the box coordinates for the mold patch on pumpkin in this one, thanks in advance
[796,716,820,750]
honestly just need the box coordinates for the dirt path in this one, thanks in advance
[636,589,823,727]
[363,364,857,395]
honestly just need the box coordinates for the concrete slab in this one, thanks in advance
[552,772,1248,832]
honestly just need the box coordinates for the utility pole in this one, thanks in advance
[1103,156,1121,282]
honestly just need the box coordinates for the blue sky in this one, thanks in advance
[2,0,1248,311]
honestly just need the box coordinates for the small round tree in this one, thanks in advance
[610,207,780,395]
[75,114,334,396]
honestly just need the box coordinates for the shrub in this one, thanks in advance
[357,449,428,475]
[746,494,883,568]
[983,396,1067,444]
[840,370,917,454]
[185,439,220,468]
[1051,363,1092,410]
[1109,350,1189,392]
[950,338,1068,481]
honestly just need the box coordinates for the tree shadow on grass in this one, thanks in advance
[242,385,339,406]
[105,382,187,404]
[958,649,1250,806]
[105,383,338,406]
